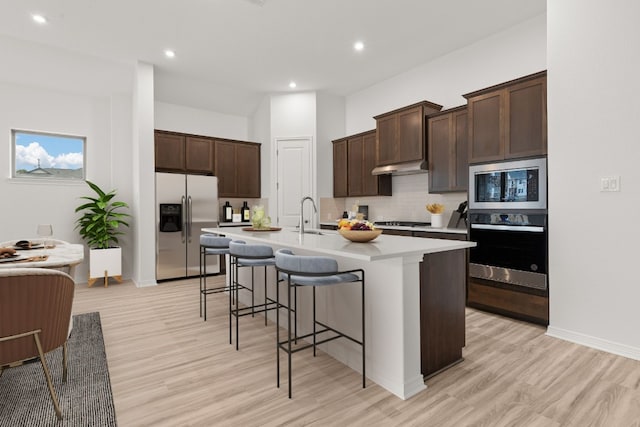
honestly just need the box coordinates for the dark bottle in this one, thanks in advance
[223,201,233,222]
[241,201,250,222]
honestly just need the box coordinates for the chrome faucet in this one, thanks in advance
[300,196,318,235]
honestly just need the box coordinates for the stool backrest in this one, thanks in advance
[200,234,232,248]
[229,240,274,258]
[275,249,338,274]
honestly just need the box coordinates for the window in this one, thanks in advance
[12,130,86,180]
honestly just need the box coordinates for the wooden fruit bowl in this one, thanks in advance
[338,228,382,243]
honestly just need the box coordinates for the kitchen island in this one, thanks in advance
[202,226,475,400]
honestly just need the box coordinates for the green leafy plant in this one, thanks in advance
[75,180,130,249]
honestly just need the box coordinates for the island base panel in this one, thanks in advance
[420,249,466,378]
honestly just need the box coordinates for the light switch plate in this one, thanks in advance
[600,176,621,192]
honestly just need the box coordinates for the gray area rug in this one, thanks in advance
[0,312,117,426]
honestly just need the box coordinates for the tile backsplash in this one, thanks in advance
[320,174,467,224]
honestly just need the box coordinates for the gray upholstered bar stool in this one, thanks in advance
[228,240,279,350]
[274,248,365,399]
[200,234,232,321]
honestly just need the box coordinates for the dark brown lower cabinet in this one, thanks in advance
[420,249,466,378]
[467,277,549,325]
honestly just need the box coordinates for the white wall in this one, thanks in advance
[249,95,272,198]
[132,62,156,287]
[0,82,132,283]
[0,36,135,283]
[155,102,249,141]
[316,92,346,199]
[346,14,547,134]
[546,1,640,358]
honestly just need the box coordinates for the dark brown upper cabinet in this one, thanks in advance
[155,130,215,175]
[333,130,391,198]
[155,131,186,172]
[427,106,468,193]
[374,101,442,167]
[215,139,261,198]
[464,71,547,164]
[333,139,348,197]
[185,136,215,174]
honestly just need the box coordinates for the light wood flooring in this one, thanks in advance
[71,276,640,426]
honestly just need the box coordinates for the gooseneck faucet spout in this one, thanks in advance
[300,196,318,235]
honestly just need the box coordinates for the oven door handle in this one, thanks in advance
[471,224,545,232]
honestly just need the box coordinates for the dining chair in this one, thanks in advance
[0,267,75,420]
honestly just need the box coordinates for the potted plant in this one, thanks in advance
[75,180,130,287]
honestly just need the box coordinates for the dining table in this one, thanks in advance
[0,239,84,278]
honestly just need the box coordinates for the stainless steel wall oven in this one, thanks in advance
[468,212,548,292]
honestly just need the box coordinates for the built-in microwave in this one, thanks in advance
[469,157,547,211]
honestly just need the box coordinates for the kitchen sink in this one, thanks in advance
[291,230,324,235]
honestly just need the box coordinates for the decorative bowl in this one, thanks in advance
[338,228,382,243]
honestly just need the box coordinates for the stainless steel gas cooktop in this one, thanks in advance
[373,221,431,227]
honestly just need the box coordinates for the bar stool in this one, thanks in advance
[228,240,279,350]
[274,248,365,399]
[200,234,232,321]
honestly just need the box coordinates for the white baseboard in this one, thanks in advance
[546,326,640,361]
[133,278,157,287]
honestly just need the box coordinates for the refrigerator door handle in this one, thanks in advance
[181,196,186,243]
[187,195,193,242]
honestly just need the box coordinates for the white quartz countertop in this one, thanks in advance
[319,222,468,235]
[202,227,474,262]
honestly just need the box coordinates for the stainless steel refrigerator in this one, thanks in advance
[156,173,220,281]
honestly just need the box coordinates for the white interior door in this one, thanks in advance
[276,138,312,227]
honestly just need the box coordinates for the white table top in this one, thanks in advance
[202,227,475,262]
[0,242,84,270]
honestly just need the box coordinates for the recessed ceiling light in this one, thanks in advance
[289,81,297,89]
[32,14,47,24]
[354,41,365,51]
[164,49,176,58]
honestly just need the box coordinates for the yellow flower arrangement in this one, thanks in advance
[426,203,445,214]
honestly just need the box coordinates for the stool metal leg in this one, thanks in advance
[287,277,293,399]
[276,273,281,389]
[251,266,255,317]
[362,274,366,389]
[236,260,240,350]
[264,265,268,326]
[313,286,317,357]
[203,248,208,321]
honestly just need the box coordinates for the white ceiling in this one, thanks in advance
[0,0,546,116]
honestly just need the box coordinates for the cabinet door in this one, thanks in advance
[347,136,364,196]
[428,114,452,193]
[376,114,397,166]
[506,77,547,159]
[362,131,391,196]
[155,131,185,172]
[468,92,503,164]
[333,140,348,197]
[185,136,215,175]
[215,140,237,197]
[452,110,468,191]
[235,143,261,198]
[397,106,424,163]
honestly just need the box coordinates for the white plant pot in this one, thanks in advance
[89,247,122,287]
[431,214,444,228]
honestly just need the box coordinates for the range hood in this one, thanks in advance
[371,159,428,176]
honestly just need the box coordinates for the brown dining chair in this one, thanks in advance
[0,267,75,420]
